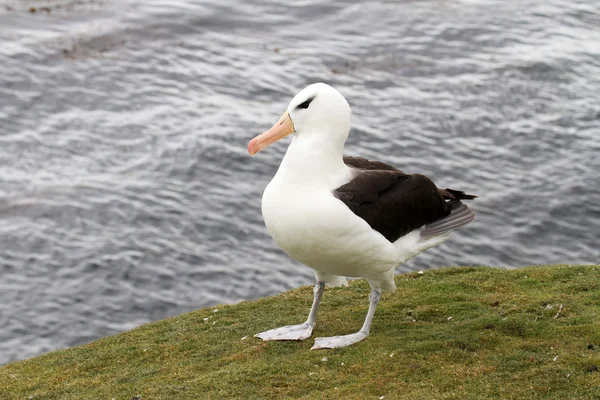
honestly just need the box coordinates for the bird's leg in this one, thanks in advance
[255,281,325,341]
[311,288,381,350]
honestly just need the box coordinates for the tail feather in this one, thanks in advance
[420,201,475,240]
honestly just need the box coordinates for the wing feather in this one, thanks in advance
[337,157,476,242]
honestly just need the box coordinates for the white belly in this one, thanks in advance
[261,179,399,278]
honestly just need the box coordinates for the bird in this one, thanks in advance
[247,83,476,349]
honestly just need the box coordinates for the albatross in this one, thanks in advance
[248,83,476,349]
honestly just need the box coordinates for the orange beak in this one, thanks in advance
[248,112,295,156]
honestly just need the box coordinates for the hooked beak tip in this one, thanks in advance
[248,137,258,156]
[247,111,294,157]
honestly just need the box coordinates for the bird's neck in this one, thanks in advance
[275,133,350,188]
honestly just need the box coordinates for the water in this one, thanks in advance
[1,0,599,365]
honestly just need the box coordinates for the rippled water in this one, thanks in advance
[1,0,599,365]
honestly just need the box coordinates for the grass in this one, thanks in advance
[2,265,600,399]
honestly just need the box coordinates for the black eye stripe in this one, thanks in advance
[296,96,315,109]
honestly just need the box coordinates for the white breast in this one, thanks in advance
[261,176,399,279]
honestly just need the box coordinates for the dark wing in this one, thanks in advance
[343,156,402,172]
[334,169,451,242]
[338,157,477,242]
[438,188,478,201]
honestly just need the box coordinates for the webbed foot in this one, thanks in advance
[311,331,368,349]
[255,323,314,341]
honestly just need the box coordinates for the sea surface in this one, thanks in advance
[1,0,599,365]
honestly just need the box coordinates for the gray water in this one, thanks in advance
[1,0,599,365]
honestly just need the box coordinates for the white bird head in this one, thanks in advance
[248,83,351,156]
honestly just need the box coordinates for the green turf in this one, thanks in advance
[2,265,600,399]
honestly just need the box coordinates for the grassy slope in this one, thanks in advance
[2,265,600,400]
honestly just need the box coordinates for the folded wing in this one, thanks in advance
[336,156,476,243]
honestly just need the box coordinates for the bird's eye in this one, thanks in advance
[296,97,315,110]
